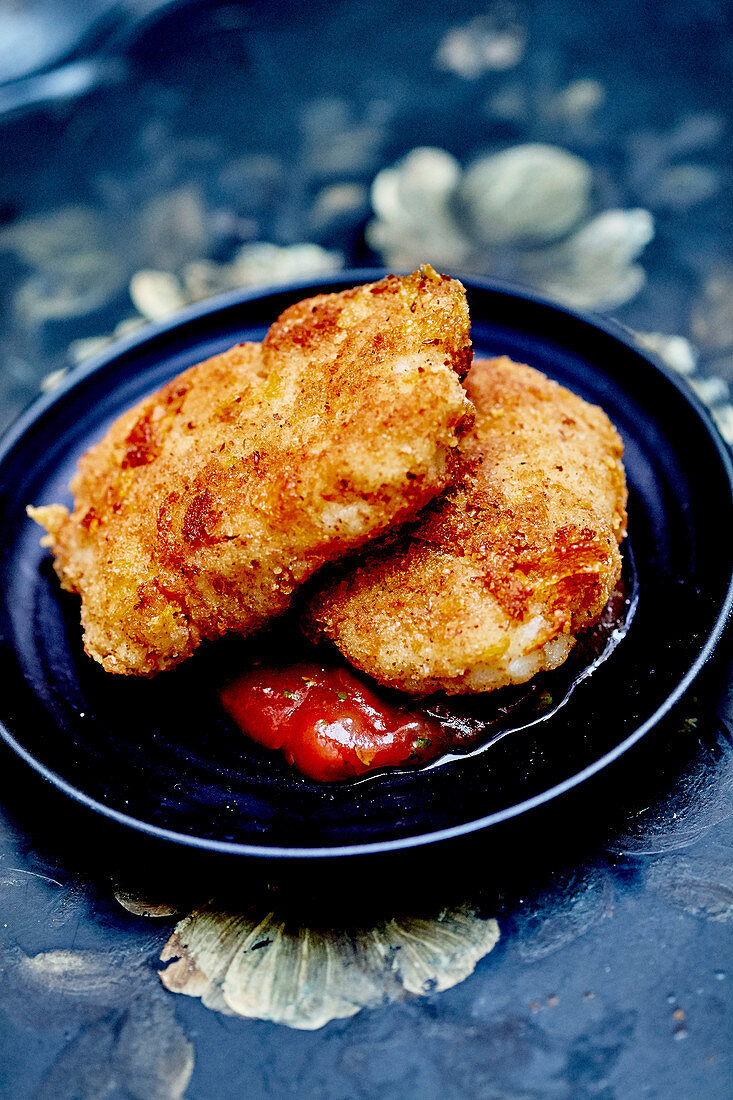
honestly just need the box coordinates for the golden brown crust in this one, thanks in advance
[29,270,473,675]
[304,356,627,695]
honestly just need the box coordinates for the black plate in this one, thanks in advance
[1,273,732,858]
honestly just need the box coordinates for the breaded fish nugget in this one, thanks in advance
[29,270,473,675]
[304,357,627,695]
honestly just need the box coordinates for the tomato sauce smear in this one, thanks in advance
[218,570,635,782]
[219,662,441,781]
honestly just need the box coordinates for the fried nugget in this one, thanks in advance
[29,270,473,675]
[304,356,627,695]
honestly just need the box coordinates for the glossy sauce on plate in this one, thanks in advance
[220,564,637,783]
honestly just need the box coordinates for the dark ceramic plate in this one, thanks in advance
[1,273,732,858]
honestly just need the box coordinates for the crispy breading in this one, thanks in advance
[304,356,627,695]
[29,270,473,675]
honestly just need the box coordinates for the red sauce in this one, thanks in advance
[219,662,440,781]
[219,574,634,782]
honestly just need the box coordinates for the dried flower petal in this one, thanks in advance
[160,902,499,1030]
[458,144,591,246]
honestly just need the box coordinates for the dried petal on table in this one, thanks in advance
[160,902,499,1030]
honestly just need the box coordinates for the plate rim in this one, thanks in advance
[2,270,733,859]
